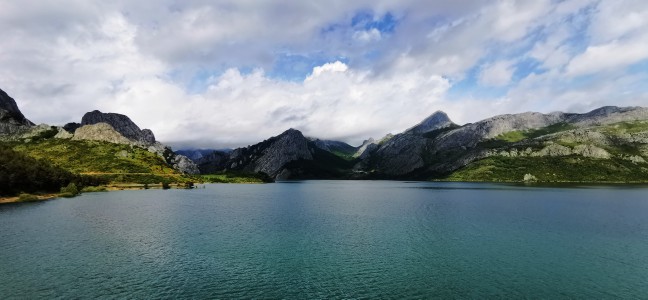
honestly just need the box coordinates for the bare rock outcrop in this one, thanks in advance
[230,128,313,177]
[405,111,455,135]
[0,88,34,137]
[171,154,200,175]
[72,123,133,144]
[81,110,156,146]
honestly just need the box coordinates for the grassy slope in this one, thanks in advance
[446,121,648,183]
[495,122,576,142]
[7,138,194,184]
[446,156,648,183]
[0,144,103,196]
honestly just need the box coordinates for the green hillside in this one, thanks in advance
[4,138,195,187]
[445,121,648,183]
[446,156,648,183]
[0,144,105,196]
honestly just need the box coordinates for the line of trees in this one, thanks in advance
[0,145,105,196]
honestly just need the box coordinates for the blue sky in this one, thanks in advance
[1,0,647,148]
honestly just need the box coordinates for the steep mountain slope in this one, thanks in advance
[0,88,34,136]
[176,149,231,161]
[196,129,353,179]
[405,111,455,135]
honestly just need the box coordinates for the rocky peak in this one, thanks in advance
[0,88,34,137]
[406,111,454,135]
[0,88,32,126]
[214,128,314,178]
[71,123,132,144]
[81,110,155,146]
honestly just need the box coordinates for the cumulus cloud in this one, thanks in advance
[1,0,647,148]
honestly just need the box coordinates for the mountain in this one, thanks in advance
[196,106,648,182]
[3,85,647,184]
[310,138,357,158]
[0,89,199,181]
[67,110,199,174]
[176,148,232,161]
[357,106,648,182]
[0,88,34,136]
[405,111,456,135]
[81,110,156,146]
[196,129,353,179]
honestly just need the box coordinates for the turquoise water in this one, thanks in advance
[1,181,648,298]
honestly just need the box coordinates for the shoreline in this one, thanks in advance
[0,182,200,204]
[3,179,648,204]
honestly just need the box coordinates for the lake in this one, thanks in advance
[1,181,648,298]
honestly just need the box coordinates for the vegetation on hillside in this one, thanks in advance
[0,137,203,198]
[445,121,648,183]
[496,122,575,142]
[445,156,648,183]
[0,144,106,196]
[283,146,357,179]
[10,139,177,174]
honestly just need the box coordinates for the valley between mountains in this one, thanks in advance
[2,87,648,200]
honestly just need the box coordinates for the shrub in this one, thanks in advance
[18,193,39,202]
[60,183,79,197]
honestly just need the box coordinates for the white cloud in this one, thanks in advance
[1,0,648,149]
[478,61,514,87]
[561,0,648,77]
[566,36,648,76]
[307,61,349,79]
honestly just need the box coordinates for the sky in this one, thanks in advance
[1,0,647,148]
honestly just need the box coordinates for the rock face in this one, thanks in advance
[354,112,456,176]
[63,122,81,133]
[433,111,567,151]
[72,123,133,144]
[171,155,201,175]
[176,149,228,161]
[195,150,230,174]
[81,110,156,146]
[370,133,429,176]
[0,88,33,136]
[354,138,375,158]
[228,129,313,177]
[567,106,648,126]
[405,111,455,135]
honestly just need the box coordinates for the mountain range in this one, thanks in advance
[2,87,648,185]
[193,106,648,182]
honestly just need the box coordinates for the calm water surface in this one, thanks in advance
[1,181,648,299]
